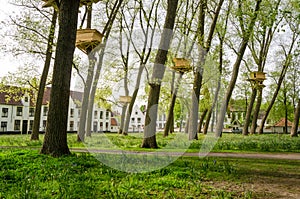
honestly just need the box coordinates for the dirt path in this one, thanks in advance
[1,146,299,160]
[70,148,300,160]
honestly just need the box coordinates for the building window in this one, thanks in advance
[78,110,81,117]
[24,97,29,102]
[29,108,35,117]
[70,108,74,118]
[42,120,47,130]
[29,120,34,131]
[135,111,138,115]
[16,107,23,116]
[2,108,8,118]
[137,118,141,123]
[69,121,74,131]
[100,111,103,119]
[43,107,48,116]
[14,120,21,131]
[1,122,7,132]
[94,111,98,119]
[106,111,110,119]
[131,118,135,122]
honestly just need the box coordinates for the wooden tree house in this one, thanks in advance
[249,71,266,81]
[119,96,132,103]
[171,58,192,73]
[42,0,101,9]
[76,29,104,54]
[247,71,266,88]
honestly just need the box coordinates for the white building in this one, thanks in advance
[128,105,145,132]
[0,86,113,134]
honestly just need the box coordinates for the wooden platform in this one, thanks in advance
[42,0,101,9]
[76,29,104,54]
[171,58,192,73]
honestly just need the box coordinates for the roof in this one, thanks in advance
[0,86,85,107]
[0,86,33,106]
[273,118,293,127]
[111,118,118,126]
[42,87,51,105]
[70,90,83,107]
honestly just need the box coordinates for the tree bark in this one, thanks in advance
[164,72,183,137]
[41,0,80,157]
[197,108,208,134]
[31,10,57,141]
[77,53,95,141]
[291,98,300,137]
[243,87,257,135]
[142,0,179,148]
[250,87,262,134]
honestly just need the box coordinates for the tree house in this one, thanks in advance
[76,29,104,54]
[119,96,132,103]
[248,71,266,88]
[249,71,266,81]
[42,0,101,9]
[41,0,58,10]
[171,58,192,73]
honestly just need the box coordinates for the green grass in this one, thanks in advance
[1,148,299,198]
[0,133,299,153]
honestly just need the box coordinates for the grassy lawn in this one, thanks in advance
[0,148,299,199]
[0,132,299,153]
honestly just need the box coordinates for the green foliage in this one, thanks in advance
[0,148,299,198]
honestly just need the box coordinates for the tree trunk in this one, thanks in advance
[257,66,289,134]
[291,98,300,137]
[188,0,206,140]
[250,87,263,134]
[197,108,208,134]
[243,87,257,135]
[41,0,80,157]
[215,0,262,137]
[142,0,179,148]
[164,72,183,137]
[86,50,105,136]
[123,64,144,135]
[31,10,57,141]
[118,104,127,134]
[77,53,95,141]
[284,87,288,134]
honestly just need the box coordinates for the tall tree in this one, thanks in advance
[122,0,159,136]
[142,0,179,148]
[41,0,80,156]
[257,33,298,134]
[246,0,282,135]
[203,0,232,134]
[188,0,224,140]
[31,10,57,140]
[257,0,300,134]
[85,0,123,137]
[215,0,263,137]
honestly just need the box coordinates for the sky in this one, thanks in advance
[0,1,20,77]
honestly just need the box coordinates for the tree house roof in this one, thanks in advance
[248,71,266,81]
[171,58,192,73]
[118,96,132,103]
[76,29,104,54]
